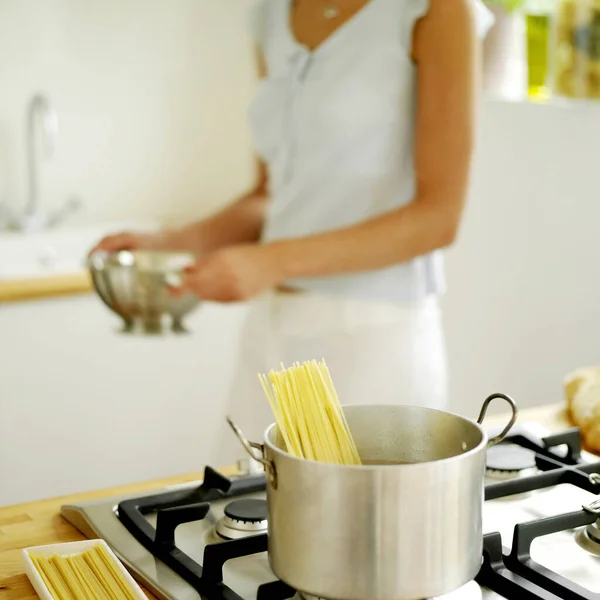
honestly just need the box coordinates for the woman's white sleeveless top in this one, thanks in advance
[248,0,493,302]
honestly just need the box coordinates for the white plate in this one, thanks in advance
[22,539,147,600]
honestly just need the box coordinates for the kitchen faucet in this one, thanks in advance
[1,93,81,232]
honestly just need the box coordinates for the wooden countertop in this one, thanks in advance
[0,404,574,600]
[0,467,237,600]
[0,273,92,303]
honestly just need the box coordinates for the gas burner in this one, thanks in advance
[216,498,268,540]
[486,442,537,479]
[575,520,600,557]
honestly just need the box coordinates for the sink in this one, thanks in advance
[0,222,158,280]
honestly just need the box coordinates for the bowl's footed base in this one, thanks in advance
[118,316,190,336]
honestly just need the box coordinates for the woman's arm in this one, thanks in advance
[268,0,477,279]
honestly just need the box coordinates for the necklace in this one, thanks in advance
[323,4,340,19]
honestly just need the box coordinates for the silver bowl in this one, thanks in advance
[88,250,200,335]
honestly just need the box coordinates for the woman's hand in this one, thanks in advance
[173,244,285,303]
[89,231,164,256]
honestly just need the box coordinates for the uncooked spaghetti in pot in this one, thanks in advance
[259,359,361,465]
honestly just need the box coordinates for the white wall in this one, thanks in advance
[0,0,256,227]
[0,295,247,506]
[444,99,600,418]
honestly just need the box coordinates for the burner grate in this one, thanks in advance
[481,428,600,600]
[505,508,600,599]
[117,466,267,600]
[477,533,561,599]
[256,581,295,600]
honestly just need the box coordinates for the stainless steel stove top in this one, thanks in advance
[60,423,600,600]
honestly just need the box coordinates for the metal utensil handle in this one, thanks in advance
[477,393,518,447]
[226,417,277,488]
[583,473,600,514]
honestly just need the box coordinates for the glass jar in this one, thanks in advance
[525,0,554,99]
[552,0,600,99]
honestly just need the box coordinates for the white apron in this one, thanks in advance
[210,291,448,467]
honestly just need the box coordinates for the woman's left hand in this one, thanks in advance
[173,244,285,303]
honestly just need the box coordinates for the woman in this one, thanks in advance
[94,0,493,466]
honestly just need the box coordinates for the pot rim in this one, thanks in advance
[262,403,489,470]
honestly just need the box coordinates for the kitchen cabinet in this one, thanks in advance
[0,294,246,506]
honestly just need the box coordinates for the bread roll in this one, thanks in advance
[565,367,600,453]
[564,366,600,420]
[582,401,600,455]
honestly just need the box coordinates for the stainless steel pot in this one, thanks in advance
[228,393,518,600]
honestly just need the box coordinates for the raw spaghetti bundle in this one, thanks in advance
[259,359,361,465]
[29,545,138,600]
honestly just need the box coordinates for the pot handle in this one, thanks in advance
[226,417,278,489]
[477,393,518,447]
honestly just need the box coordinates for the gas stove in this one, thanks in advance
[61,423,600,600]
